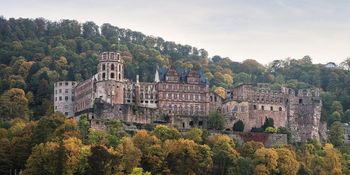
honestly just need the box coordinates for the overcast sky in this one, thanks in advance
[1,0,350,64]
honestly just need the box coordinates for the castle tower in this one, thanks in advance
[95,52,124,104]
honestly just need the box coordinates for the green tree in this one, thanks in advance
[183,128,203,143]
[208,112,225,130]
[328,121,344,147]
[152,125,181,141]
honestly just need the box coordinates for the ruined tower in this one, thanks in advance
[95,52,124,104]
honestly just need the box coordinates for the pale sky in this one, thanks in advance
[1,0,350,64]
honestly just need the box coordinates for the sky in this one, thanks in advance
[1,0,350,64]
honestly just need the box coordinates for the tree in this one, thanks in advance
[331,101,344,115]
[323,144,342,175]
[208,112,225,130]
[275,148,299,175]
[328,121,344,147]
[183,128,203,143]
[23,137,90,175]
[207,134,239,175]
[240,141,264,159]
[78,115,90,143]
[32,113,65,145]
[152,125,181,141]
[261,118,274,130]
[115,137,142,174]
[86,145,118,175]
[214,86,226,99]
[130,167,151,175]
[343,109,350,123]
[0,138,12,175]
[132,130,165,174]
[264,127,277,133]
[253,148,278,175]
[0,88,30,120]
[164,139,213,174]
[233,120,245,132]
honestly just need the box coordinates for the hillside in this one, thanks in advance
[0,17,350,126]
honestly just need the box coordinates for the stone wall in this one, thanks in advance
[231,132,288,147]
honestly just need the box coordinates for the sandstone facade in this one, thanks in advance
[54,51,325,143]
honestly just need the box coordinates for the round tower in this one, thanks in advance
[95,52,124,104]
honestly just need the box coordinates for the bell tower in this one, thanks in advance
[95,52,124,104]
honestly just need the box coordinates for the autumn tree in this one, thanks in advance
[132,130,165,174]
[323,144,342,175]
[152,125,181,141]
[275,148,299,175]
[253,148,278,175]
[115,137,142,174]
[207,134,239,175]
[0,88,30,120]
[164,139,213,174]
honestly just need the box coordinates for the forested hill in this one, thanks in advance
[0,17,350,125]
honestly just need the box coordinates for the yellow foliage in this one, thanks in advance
[214,87,225,99]
[254,148,278,175]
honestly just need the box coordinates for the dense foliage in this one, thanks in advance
[0,115,348,175]
[1,17,350,124]
[1,16,350,174]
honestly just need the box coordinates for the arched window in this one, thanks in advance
[261,106,265,110]
[102,73,106,79]
[119,65,121,72]
[111,73,115,78]
[111,64,115,70]
[102,64,106,71]
[279,107,282,111]
[118,73,121,80]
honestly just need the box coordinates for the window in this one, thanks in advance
[270,106,273,111]
[119,73,121,80]
[261,106,265,110]
[65,89,68,93]
[299,99,303,104]
[65,96,68,101]
[72,96,74,101]
[111,73,115,78]
[253,105,257,110]
[64,112,68,115]
[102,73,106,79]
[59,82,62,86]
[59,96,62,101]
[111,64,115,70]
[279,107,282,111]
[59,89,62,93]
[65,82,68,86]
[55,97,57,101]
[199,121,203,126]
[102,64,106,70]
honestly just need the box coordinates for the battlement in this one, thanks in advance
[100,51,123,63]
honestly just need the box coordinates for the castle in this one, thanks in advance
[54,52,326,143]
